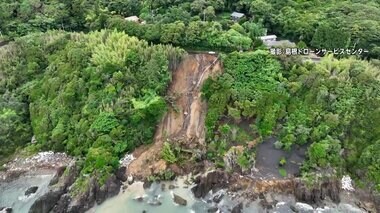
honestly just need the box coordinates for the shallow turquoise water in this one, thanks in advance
[94,181,210,213]
[92,176,264,213]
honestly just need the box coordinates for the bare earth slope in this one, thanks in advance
[128,54,221,178]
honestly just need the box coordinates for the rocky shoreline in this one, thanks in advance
[0,152,72,182]
[193,170,379,213]
[1,151,379,213]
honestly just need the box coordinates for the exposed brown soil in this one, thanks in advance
[128,54,221,179]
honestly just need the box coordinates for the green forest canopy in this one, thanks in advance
[203,51,380,190]
[1,0,380,57]
[0,0,379,192]
[0,30,184,182]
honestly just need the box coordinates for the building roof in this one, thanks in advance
[124,16,140,22]
[231,12,245,18]
[264,40,296,48]
[260,35,277,41]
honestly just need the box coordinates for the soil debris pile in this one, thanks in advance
[128,54,221,178]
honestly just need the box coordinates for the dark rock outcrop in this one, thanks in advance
[143,180,152,189]
[212,192,224,203]
[29,187,64,213]
[231,202,243,213]
[191,170,229,198]
[29,163,79,213]
[294,179,340,204]
[29,160,123,213]
[25,186,38,196]
[173,193,187,206]
[49,166,66,186]
[373,193,380,213]
[51,194,71,213]
[259,193,275,209]
[66,175,121,213]
[115,166,127,182]
[207,207,219,213]
[97,175,121,203]
[0,207,12,213]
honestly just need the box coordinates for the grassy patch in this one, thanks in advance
[279,168,287,177]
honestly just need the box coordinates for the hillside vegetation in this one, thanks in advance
[203,52,380,190]
[1,0,380,58]
[0,0,379,194]
[0,30,184,183]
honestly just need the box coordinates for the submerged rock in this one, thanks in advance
[25,186,38,196]
[212,191,224,203]
[143,180,152,189]
[148,199,162,206]
[207,207,219,213]
[134,196,144,202]
[231,202,243,213]
[173,193,187,206]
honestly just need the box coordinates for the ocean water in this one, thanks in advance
[93,178,210,213]
[91,176,263,213]
[0,172,54,213]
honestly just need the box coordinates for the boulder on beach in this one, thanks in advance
[293,202,314,213]
[274,202,294,213]
[25,186,38,196]
[173,193,187,206]
[127,175,134,185]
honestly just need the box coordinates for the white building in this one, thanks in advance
[231,12,245,21]
[260,35,277,42]
[124,16,140,23]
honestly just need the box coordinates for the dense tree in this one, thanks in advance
[0,30,184,182]
[203,51,380,190]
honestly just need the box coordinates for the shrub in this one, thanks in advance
[161,142,178,164]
